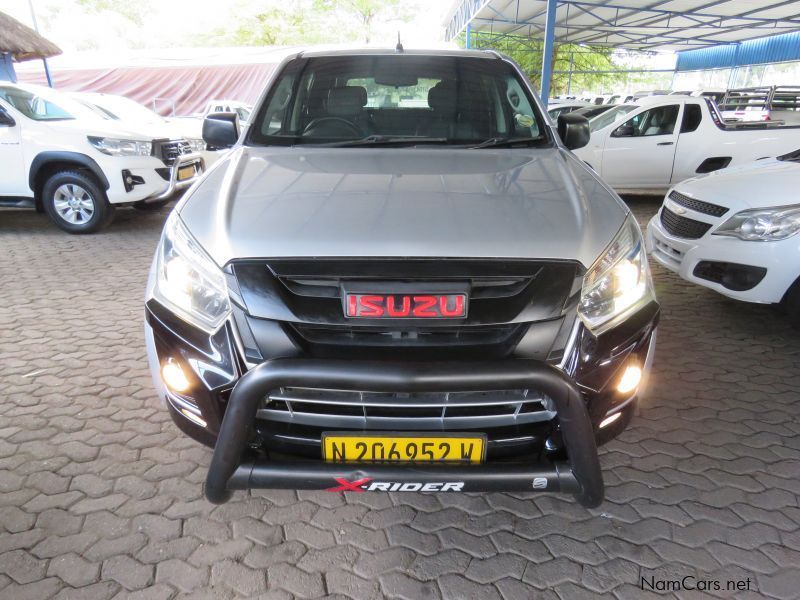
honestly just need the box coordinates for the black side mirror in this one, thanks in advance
[557,112,590,150]
[0,108,15,127]
[611,124,635,138]
[202,112,239,149]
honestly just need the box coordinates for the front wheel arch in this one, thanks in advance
[30,152,111,210]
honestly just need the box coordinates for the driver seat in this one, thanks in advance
[311,86,371,137]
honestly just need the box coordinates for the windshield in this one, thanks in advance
[589,104,637,131]
[247,55,550,147]
[0,86,76,121]
[84,95,164,123]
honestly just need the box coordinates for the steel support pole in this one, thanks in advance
[27,0,53,87]
[466,23,472,49]
[540,0,557,106]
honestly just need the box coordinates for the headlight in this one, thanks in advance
[88,136,152,157]
[713,205,800,241]
[152,212,230,332]
[187,138,206,153]
[578,215,654,332]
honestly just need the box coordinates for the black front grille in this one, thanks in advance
[660,207,712,239]
[668,190,729,217]
[257,387,554,431]
[292,323,523,348]
[155,139,192,166]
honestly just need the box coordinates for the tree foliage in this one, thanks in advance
[460,31,622,95]
[313,0,412,43]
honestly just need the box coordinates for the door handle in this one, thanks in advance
[657,142,674,146]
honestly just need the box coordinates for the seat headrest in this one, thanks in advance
[428,81,458,115]
[327,86,367,117]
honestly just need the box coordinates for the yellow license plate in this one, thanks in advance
[322,433,485,464]
[177,164,197,181]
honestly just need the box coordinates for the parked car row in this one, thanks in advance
[0,83,251,233]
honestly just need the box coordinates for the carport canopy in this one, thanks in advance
[444,0,800,101]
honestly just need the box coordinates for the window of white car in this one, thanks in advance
[0,86,74,121]
[614,105,679,137]
[589,104,636,131]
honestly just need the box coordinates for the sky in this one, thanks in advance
[3,0,457,55]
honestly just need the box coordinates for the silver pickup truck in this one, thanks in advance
[144,48,659,507]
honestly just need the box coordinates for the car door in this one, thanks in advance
[600,103,682,189]
[0,100,28,197]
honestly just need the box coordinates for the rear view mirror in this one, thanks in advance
[611,124,635,138]
[557,112,590,150]
[203,112,239,149]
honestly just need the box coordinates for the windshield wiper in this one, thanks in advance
[310,135,449,148]
[778,148,800,162]
[469,136,545,149]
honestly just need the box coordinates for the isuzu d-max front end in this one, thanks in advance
[144,49,659,507]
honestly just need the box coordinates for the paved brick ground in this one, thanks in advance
[1,199,798,600]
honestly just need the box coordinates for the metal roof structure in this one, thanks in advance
[445,0,800,52]
[676,30,800,70]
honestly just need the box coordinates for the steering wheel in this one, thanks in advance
[303,116,362,137]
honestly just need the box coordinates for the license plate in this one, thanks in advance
[177,164,197,181]
[322,433,485,464]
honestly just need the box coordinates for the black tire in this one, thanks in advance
[784,277,800,328]
[42,170,114,234]
[132,199,172,212]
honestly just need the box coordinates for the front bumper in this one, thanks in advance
[145,294,658,505]
[205,358,604,507]
[646,213,797,304]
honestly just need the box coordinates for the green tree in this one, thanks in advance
[76,0,153,26]
[313,0,411,43]
[461,31,623,96]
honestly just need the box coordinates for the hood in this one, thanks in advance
[178,146,628,268]
[44,115,181,141]
[673,158,800,210]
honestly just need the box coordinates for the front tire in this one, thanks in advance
[42,170,114,234]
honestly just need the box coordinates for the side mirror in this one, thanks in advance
[202,112,239,150]
[0,108,15,127]
[557,112,590,150]
[611,124,635,138]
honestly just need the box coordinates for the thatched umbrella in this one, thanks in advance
[0,10,61,62]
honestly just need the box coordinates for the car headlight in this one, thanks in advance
[88,136,152,157]
[187,138,206,153]
[578,215,654,332]
[152,212,230,332]
[713,205,800,241]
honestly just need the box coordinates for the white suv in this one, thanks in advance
[0,83,203,233]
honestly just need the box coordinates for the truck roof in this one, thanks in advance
[296,47,501,60]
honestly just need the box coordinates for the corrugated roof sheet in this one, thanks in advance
[677,31,800,71]
[446,1,800,52]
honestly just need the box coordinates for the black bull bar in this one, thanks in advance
[205,359,604,508]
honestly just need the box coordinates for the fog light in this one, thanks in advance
[162,361,190,392]
[599,412,622,429]
[616,364,642,394]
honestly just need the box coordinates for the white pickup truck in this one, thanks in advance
[574,96,800,194]
[0,83,203,233]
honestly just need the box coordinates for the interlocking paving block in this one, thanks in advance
[0,200,798,598]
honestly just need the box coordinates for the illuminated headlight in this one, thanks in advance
[578,215,654,332]
[152,212,230,332]
[88,136,152,157]
[187,138,206,153]
[713,205,800,241]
